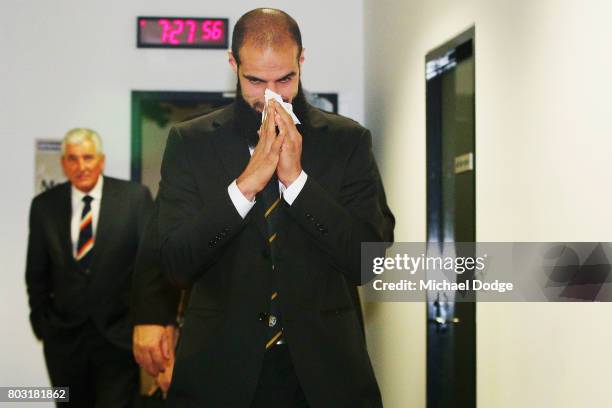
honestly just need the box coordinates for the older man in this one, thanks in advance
[157,8,394,408]
[25,128,153,407]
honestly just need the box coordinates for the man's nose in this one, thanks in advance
[77,158,87,171]
[266,83,279,95]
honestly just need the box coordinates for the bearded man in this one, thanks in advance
[157,8,394,408]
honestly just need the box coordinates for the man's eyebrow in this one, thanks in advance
[277,72,296,81]
[242,71,297,82]
[243,74,264,82]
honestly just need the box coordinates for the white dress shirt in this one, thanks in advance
[227,146,308,219]
[70,175,103,257]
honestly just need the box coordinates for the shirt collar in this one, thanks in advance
[71,175,104,203]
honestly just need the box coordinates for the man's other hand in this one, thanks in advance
[274,100,303,187]
[133,324,175,376]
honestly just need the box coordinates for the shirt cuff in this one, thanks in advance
[228,180,255,219]
[281,171,308,206]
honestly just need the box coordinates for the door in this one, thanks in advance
[426,27,476,408]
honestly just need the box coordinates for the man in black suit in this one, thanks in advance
[25,128,154,407]
[158,8,394,408]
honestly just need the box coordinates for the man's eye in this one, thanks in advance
[248,79,262,84]
[278,77,291,83]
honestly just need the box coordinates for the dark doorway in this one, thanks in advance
[131,91,234,195]
[426,27,476,408]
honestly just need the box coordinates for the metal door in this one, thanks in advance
[426,27,476,408]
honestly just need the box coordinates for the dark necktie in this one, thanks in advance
[260,174,285,349]
[76,195,94,270]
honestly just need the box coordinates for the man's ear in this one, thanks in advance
[60,156,69,178]
[299,48,305,65]
[228,50,238,74]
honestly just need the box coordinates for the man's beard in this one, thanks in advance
[233,80,309,147]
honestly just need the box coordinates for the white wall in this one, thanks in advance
[0,0,364,399]
[364,0,612,407]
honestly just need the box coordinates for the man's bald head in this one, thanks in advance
[231,8,302,65]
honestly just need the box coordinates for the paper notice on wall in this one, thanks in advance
[35,140,65,195]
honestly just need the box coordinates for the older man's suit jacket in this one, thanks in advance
[26,176,153,350]
[158,103,395,408]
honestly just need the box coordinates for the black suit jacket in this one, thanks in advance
[130,203,181,326]
[26,176,153,350]
[158,103,395,408]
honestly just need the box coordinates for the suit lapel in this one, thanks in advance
[299,106,329,185]
[90,177,118,268]
[55,183,76,262]
[210,104,251,183]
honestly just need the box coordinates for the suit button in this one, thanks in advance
[223,227,231,233]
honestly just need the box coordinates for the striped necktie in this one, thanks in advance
[76,195,94,270]
[261,175,284,349]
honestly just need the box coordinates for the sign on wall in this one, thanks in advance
[35,140,65,195]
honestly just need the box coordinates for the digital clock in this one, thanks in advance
[137,17,229,49]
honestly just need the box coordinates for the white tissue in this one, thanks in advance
[262,88,301,125]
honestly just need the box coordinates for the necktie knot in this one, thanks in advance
[82,195,93,205]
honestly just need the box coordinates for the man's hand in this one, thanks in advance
[156,325,178,398]
[133,324,175,377]
[273,100,303,187]
[237,100,285,201]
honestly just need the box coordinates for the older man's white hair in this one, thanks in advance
[61,128,104,156]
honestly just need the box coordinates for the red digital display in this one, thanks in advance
[137,17,228,49]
